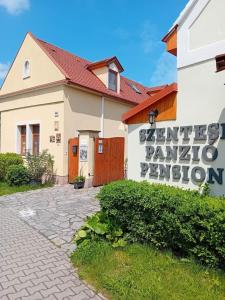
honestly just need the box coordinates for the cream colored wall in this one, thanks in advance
[104,98,132,137]
[0,33,64,95]
[0,86,63,111]
[78,131,98,179]
[0,86,65,177]
[63,86,134,176]
[189,0,225,50]
[92,66,108,87]
[104,98,132,158]
[63,86,102,176]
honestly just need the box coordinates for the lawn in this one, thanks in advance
[0,181,52,196]
[71,241,225,300]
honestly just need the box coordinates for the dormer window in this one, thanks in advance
[108,69,117,92]
[23,60,30,79]
[87,56,123,94]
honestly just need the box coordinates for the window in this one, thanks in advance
[128,82,142,94]
[23,60,30,78]
[20,125,26,156]
[32,124,40,155]
[108,69,117,92]
[216,54,225,72]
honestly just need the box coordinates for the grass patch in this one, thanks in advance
[71,241,225,300]
[0,181,52,196]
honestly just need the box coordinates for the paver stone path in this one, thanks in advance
[0,185,105,300]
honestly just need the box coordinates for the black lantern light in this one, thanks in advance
[148,109,159,125]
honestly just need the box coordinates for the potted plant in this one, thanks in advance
[74,175,85,189]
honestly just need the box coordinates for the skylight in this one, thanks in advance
[129,83,142,94]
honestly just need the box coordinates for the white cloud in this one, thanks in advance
[150,52,177,86]
[140,21,159,54]
[0,62,10,80]
[0,0,30,15]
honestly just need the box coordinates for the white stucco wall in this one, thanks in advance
[189,0,225,50]
[177,0,225,68]
[127,47,225,196]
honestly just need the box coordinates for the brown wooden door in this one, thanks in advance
[68,138,79,183]
[93,137,124,186]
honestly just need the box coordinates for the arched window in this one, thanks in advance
[23,60,30,78]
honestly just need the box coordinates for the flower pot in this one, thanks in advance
[30,179,42,185]
[74,181,85,189]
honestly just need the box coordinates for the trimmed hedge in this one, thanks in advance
[6,165,31,186]
[97,180,225,268]
[0,153,23,181]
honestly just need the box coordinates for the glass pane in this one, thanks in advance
[108,70,117,91]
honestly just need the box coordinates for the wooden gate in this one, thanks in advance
[68,138,79,183]
[93,137,124,186]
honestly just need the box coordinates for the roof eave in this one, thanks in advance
[162,0,198,42]
[122,83,178,123]
[87,56,124,73]
[162,25,178,43]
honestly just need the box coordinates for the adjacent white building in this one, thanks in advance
[123,0,225,195]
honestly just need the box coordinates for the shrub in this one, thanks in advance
[26,150,54,182]
[0,153,23,181]
[6,165,31,186]
[74,175,86,183]
[97,180,225,269]
[75,212,126,248]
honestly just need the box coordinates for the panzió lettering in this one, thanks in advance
[139,123,225,185]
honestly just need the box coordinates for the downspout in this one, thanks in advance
[100,96,105,138]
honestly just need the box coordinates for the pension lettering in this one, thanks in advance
[139,123,225,185]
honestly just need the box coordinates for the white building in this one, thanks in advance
[123,0,225,195]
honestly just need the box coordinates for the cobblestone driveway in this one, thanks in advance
[0,185,104,300]
[0,185,100,255]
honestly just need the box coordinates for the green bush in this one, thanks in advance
[6,165,31,186]
[97,180,225,269]
[0,153,23,181]
[26,150,54,182]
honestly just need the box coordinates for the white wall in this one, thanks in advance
[177,0,225,68]
[127,120,225,196]
[127,56,225,196]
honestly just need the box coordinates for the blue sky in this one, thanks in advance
[0,0,188,87]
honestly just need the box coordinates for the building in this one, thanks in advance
[0,32,154,184]
[123,0,225,195]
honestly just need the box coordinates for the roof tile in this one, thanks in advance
[31,34,159,105]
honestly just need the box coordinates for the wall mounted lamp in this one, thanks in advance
[148,109,159,126]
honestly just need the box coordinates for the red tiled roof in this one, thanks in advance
[122,83,177,123]
[147,84,169,96]
[30,33,159,105]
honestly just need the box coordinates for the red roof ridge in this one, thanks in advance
[87,56,124,72]
[122,83,177,123]
[28,32,170,106]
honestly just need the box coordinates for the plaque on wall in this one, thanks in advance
[56,133,61,143]
[79,145,88,161]
[50,135,55,143]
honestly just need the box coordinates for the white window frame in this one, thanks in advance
[23,59,30,79]
[16,121,41,155]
